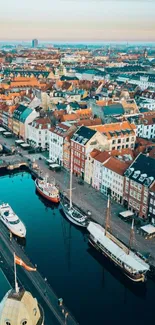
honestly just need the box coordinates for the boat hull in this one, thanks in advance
[61,203,87,228]
[35,181,60,203]
[89,237,146,283]
[0,219,26,238]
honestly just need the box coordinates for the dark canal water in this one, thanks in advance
[0,171,155,325]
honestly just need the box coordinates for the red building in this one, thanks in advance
[123,153,155,219]
[71,126,96,179]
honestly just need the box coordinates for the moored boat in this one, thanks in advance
[0,203,26,238]
[87,196,150,283]
[60,150,88,227]
[35,177,60,203]
[61,199,88,227]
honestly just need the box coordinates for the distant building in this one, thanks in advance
[135,112,155,140]
[32,39,38,48]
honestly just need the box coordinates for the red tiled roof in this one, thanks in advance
[76,118,102,126]
[94,151,110,163]
[90,149,101,158]
[103,157,130,175]
[89,121,136,139]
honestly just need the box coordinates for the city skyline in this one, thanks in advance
[0,0,155,42]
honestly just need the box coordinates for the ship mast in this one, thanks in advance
[105,194,111,236]
[13,252,19,293]
[69,149,73,209]
[128,218,134,254]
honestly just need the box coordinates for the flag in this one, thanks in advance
[15,254,36,272]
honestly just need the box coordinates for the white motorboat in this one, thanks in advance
[0,203,26,238]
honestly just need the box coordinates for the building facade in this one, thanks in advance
[12,104,27,136]
[49,123,75,165]
[123,154,155,218]
[71,126,106,178]
[101,157,129,204]
[89,121,136,151]
[27,117,51,150]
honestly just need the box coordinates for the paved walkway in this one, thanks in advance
[0,221,79,325]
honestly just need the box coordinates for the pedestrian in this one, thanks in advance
[58,298,63,306]
[65,312,69,324]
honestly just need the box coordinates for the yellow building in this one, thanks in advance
[0,289,44,325]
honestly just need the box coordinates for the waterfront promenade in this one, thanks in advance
[0,134,155,266]
[0,221,79,325]
[36,159,155,267]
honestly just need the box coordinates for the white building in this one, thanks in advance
[89,121,136,151]
[27,117,51,150]
[84,149,100,185]
[101,157,129,204]
[136,112,155,139]
[139,99,155,111]
[117,74,155,90]
[91,151,110,191]
[49,122,73,165]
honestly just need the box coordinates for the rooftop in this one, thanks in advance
[89,121,135,139]
[72,126,96,145]
[124,153,155,187]
[103,156,130,176]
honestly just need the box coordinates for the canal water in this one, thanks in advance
[0,171,155,325]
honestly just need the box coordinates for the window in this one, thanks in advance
[137,193,141,201]
[126,138,129,142]
[143,196,148,204]
[138,184,142,191]
[6,322,11,325]
[142,206,147,214]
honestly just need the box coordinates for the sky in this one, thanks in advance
[0,0,155,42]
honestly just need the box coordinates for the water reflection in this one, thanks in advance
[87,245,147,298]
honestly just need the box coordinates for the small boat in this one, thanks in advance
[61,199,88,227]
[87,196,150,283]
[0,203,26,238]
[35,177,60,203]
[60,151,88,227]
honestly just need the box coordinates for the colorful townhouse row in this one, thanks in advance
[48,120,155,222]
[0,102,39,141]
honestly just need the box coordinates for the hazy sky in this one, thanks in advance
[0,0,155,41]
